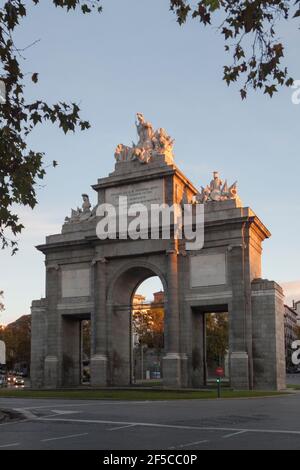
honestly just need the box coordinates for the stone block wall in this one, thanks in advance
[251,279,286,390]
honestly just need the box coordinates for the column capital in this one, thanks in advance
[227,243,246,252]
[166,249,179,256]
[91,256,108,266]
[46,263,60,272]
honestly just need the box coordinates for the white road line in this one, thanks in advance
[223,430,248,439]
[40,417,300,437]
[0,418,28,427]
[13,408,37,420]
[41,432,88,443]
[11,401,160,411]
[109,424,136,431]
[174,440,209,449]
[0,442,20,448]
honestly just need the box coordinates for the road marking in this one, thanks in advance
[51,410,81,415]
[41,432,88,443]
[169,440,209,449]
[11,401,161,412]
[0,418,28,427]
[109,424,136,431]
[13,408,37,420]
[40,417,300,437]
[223,430,248,439]
[0,442,20,448]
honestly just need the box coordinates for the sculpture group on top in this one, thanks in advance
[115,113,174,164]
[195,172,238,204]
[65,193,96,224]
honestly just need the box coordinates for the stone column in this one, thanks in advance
[251,279,286,390]
[111,306,131,386]
[31,299,46,389]
[91,257,108,387]
[44,264,60,388]
[163,248,183,387]
[228,244,250,390]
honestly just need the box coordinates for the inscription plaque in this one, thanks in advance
[105,179,164,209]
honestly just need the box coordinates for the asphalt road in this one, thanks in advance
[1,393,300,450]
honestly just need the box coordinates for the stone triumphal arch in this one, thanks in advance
[31,114,286,390]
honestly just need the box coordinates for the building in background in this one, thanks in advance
[293,301,300,326]
[0,340,6,366]
[284,305,298,369]
[152,291,164,306]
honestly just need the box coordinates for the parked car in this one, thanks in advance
[14,377,25,388]
[7,374,16,385]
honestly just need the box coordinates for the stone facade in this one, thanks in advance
[31,116,286,391]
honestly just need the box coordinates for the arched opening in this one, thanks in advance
[132,277,165,385]
[108,263,167,386]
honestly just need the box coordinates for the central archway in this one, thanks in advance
[132,277,165,384]
[106,261,167,386]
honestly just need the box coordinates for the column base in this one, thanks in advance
[163,353,187,388]
[230,351,249,390]
[91,354,108,387]
[44,356,58,389]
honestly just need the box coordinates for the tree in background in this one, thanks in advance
[206,312,229,368]
[82,320,91,359]
[132,306,164,352]
[0,314,31,369]
[170,0,297,98]
[0,1,102,252]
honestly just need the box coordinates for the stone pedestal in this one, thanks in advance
[230,351,249,389]
[44,356,58,389]
[90,354,108,387]
[163,353,186,387]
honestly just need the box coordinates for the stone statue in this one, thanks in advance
[114,113,174,165]
[209,171,223,201]
[136,112,154,148]
[65,193,93,224]
[194,172,239,204]
[132,146,151,164]
[153,128,174,157]
[114,144,124,162]
[114,144,134,163]
[82,194,91,213]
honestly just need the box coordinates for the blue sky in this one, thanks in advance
[1,0,300,324]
